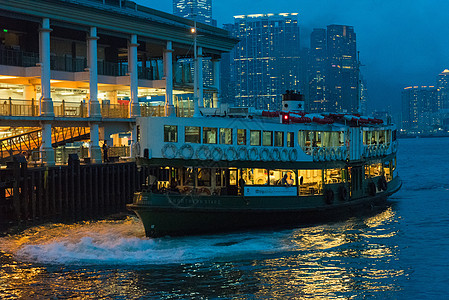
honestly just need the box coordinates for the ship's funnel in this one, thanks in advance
[282,90,304,112]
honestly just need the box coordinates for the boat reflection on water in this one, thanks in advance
[0,207,404,299]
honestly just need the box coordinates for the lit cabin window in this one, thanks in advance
[185,126,201,143]
[262,131,273,146]
[250,130,261,146]
[203,127,217,144]
[237,129,246,145]
[164,125,178,142]
[220,128,233,144]
[287,132,294,147]
[274,131,284,147]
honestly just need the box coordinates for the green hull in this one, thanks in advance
[128,177,402,237]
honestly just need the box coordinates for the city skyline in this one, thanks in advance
[135,0,449,115]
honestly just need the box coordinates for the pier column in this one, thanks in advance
[41,123,55,165]
[164,41,175,117]
[39,18,53,117]
[128,34,140,117]
[130,125,139,158]
[212,58,221,109]
[88,27,101,117]
[89,123,102,163]
[198,46,204,108]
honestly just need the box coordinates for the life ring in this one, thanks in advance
[289,148,298,161]
[271,148,281,161]
[179,144,194,160]
[196,145,211,160]
[260,148,271,161]
[161,143,177,159]
[199,187,211,195]
[280,148,289,162]
[330,148,336,160]
[377,176,388,191]
[211,147,223,161]
[342,148,348,160]
[368,181,377,196]
[318,148,325,161]
[339,185,349,201]
[324,189,334,205]
[312,148,319,162]
[336,148,342,160]
[237,147,248,160]
[226,147,237,161]
[325,148,331,161]
[248,148,258,160]
[381,144,387,156]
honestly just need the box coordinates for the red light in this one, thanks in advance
[284,115,288,119]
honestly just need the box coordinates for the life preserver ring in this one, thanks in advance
[330,148,336,160]
[161,143,177,159]
[377,176,388,191]
[342,148,348,160]
[237,147,248,160]
[289,148,298,161]
[381,144,387,156]
[211,147,223,161]
[368,181,377,196]
[179,144,194,160]
[339,185,349,201]
[226,147,237,161]
[312,148,319,161]
[280,148,289,162]
[325,189,334,205]
[336,148,342,160]
[271,148,281,161]
[199,187,211,195]
[196,145,211,160]
[318,147,325,161]
[325,148,331,161]
[260,148,271,161]
[248,147,258,160]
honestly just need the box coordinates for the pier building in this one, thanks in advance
[0,0,237,165]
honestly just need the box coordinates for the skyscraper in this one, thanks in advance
[308,28,327,112]
[326,25,358,113]
[173,0,216,26]
[437,69,449,110]
[401,86,438,132]
[223,13,301,109]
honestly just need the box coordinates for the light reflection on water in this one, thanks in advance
[0,206,403,299]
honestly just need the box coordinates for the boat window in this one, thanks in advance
[324,168,343,184]
[197,168,211,187]
[229,169,238,185]
[384,161,392,181]
[378,130,386,144]
[262,131,273,146]
[220,128,233,145]
[240,168,268,185]
[216,169,225,186]
[164,125,178,143]
[185,126,201,143]
[183,167,194,186]
[237,129,247,145]
[287,132,294,147]
[270,169,295,186]
[298,169,323,195]
[365,163,383,178]
[203,127,217,144]
[274,131,284,147]
[250,130,261,146]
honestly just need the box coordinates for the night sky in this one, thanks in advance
[137,0,449,115]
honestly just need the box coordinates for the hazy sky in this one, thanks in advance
[136,0,449,114]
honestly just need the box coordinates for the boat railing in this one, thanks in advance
[362,144,389,158]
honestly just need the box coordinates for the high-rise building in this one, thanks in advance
[401,86,438,132]
[326,24,358,113]
[223,13,301,109]
[437,69,449,110]
[173,0,216,26]
[308,28,327,112]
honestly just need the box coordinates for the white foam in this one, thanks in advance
[2,217,291,265]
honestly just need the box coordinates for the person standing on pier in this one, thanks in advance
[103,140,109,162]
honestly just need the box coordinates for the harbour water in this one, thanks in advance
[1,137,449,299]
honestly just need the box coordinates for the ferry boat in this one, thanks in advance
[127,92,401,237]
